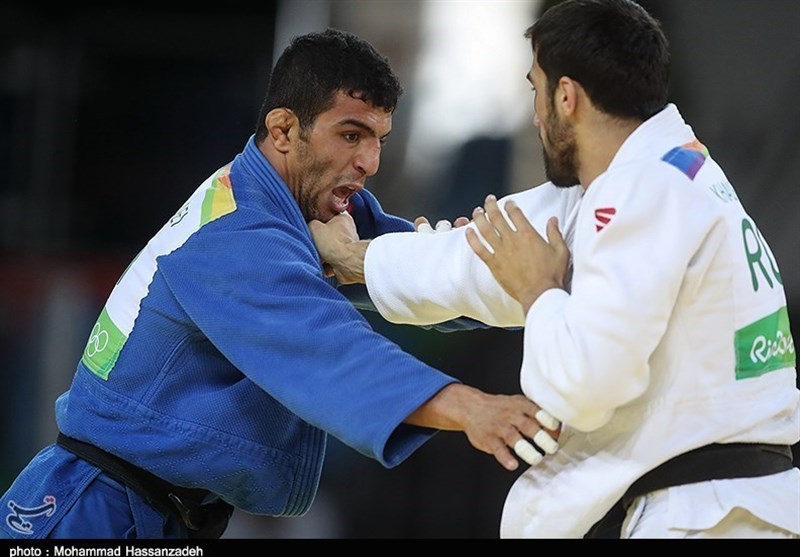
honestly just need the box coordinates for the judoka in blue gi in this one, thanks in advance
[0,29,551,539]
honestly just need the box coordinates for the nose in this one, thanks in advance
[354,141,381,177]
[533,113,542,128]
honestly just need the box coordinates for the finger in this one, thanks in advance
[465,227,493,262]
[533,430,559,455]
[546,216,568,254]
[307,219,323,234]
[471,206,499,247]
[535,409,561,431]
[505,200,539,237]
[494,444,521,472]
[333,211,354,223]
[513,438,544,466]
[453,216,470,228]
[415,216,435,234]
[435,219,452,233]
[330,212,358,237]
[484,195,514,237]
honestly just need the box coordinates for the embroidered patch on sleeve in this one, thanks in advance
[661,140,709,180]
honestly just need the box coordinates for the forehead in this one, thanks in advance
[527,53,545,84]
[315,90,393,134]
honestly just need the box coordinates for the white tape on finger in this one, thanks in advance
[435,220,452,232]
[513,439,543,466]
[535,409,560,430]
[417,222,434,234]
[533,430,559,455]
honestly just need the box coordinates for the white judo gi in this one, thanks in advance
[363,104,799,538]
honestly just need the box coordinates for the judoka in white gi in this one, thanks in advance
[310,0,799,539]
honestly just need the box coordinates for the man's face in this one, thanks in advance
[289,91,392,223]
[528,56,579,188]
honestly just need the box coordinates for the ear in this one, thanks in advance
[555,76,579,117]
[264,108,299,154]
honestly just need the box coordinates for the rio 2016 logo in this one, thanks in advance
[85,323,109,357]
[750,330,795,365]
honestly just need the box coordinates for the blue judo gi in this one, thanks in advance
[1,136,474,539]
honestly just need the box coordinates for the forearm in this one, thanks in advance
[365,229,525,327]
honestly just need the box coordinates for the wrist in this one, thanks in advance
[404,383,476,431]
[337,240,369,284]
[520,282,562,315]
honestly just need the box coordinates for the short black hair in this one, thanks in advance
[526,0,669,120]
[255,28,403,143]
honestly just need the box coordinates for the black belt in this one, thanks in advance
[622,442,794,507]
[57,433,233,539]
[585,442,796,539]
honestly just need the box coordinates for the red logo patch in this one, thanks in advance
[595,207,616,232]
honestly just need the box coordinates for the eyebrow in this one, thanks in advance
[336,118,391,140]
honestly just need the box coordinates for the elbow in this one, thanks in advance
[520,368,641,433]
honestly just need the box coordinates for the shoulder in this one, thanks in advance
[504,181,583,214]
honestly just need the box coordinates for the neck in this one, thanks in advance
[577,115,642,189]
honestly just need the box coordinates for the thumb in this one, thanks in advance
[545,217,566,249]
[546,217,571,269]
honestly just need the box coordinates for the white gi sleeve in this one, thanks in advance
[364,183,581,328]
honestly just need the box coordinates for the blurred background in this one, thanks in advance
[1,0,798,539]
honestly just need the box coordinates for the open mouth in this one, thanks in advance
[329,185,358,214]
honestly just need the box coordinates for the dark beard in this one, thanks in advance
[297,180,323,223]
[543,143,579,188]
[294,136,328,222]
[542,105,580,188]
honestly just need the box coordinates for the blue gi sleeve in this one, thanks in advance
[157,212,458,467]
